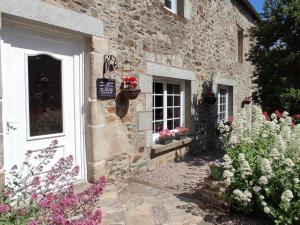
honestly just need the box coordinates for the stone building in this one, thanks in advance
[0,0,259,182]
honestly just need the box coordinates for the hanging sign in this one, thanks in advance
[97,78,116,100]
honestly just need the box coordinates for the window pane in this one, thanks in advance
[174,84,180,94]
[155,95,163,107]
[167,96,173,106]
[155,121,164,133]
[174,96,180,106]
[174,119,180,128]
[167,120,173,130]
[154,82,163,94]
[28,55,63,137]
[174,108,180,118]
[167,84,174,94]
[167,108,173,119]
[155,108,163,121]
[165,0,172,9]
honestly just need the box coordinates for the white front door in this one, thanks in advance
[1,25,85,179]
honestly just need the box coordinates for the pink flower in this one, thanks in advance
[28,220,38,225]
[31,177,41,187]
[11,165,18,170]
[0,204,10,214]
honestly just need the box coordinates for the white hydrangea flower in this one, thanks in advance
[281,190,294,203]
[283,158,295,172]
[271,113,277,120]
[233,189,252,205]
[264,207,271,214]
[293,178,299,184]
[261,201,267,207]
[260,158,273,175]
[240,160,252,178]
[269,148,280,160]
[253,186,261,193]
[259,176,268,185]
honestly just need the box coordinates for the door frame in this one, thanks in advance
[0,17,87,180]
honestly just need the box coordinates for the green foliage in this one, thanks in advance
[280,88,300,114]
[248,0,300,112]
[219,106,300,225]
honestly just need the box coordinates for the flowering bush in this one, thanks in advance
[159,129,173,138]
[0,140,106,225]
[122,76,138,89]
[219,106,300,225]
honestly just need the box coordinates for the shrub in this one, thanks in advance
[0,140,106,225]
[219,106,300,225]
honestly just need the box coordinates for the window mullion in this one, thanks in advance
[163,83,168,130]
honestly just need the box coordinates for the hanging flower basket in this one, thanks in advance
[120,75,140,100]
[120,88,141,100]
[204,92,217,105]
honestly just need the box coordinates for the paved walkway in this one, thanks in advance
[99,181,206,225]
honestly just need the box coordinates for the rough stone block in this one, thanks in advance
[86,100,106,126]
[91,36,109,54]
[138,112,152,131]
[145,52,156,62]
[172,55,183,68]
[161,55,172,65]
[145,93,152,112]
[145,129,153,147]
[139,75,153,93]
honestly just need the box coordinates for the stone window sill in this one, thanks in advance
[151,137,192,158]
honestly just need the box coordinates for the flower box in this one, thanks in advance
[158,136,174,145]
[175,131,190,140]
[120,88,141,100]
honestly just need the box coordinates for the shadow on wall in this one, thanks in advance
[190,81,220,155]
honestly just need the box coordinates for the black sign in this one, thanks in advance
[97,78,116,100]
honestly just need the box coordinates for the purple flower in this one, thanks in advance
[0,204,10,214]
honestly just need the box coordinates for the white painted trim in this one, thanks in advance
[0,0,104,37]
[0,24,87,181]
[147,62,196,81]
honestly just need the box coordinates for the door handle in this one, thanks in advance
[6,121,19,133]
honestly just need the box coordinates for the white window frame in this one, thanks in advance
[217,85,230,122]
[152,78,185,142]
[164,0,177,14]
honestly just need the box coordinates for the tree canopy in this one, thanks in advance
[248,0,300,114]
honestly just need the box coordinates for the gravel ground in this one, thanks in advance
[129,151,272,225]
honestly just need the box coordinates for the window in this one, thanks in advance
[153,80,185,137]
[165,0,177,14]
[217,85,233,121]
[238,28,244,63]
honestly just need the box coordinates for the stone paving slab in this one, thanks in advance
[99,181,204,225]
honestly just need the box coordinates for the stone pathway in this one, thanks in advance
[99,181,205,225]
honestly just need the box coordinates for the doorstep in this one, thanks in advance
[151,137,192,156]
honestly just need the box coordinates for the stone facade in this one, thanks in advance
[0,0,258,182]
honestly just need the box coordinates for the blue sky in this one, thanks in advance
[249,0,264,13]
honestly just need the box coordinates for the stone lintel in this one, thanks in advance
[0,0,104,37]
[147,62,196,81]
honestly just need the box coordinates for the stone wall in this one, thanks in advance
[19,0,257,181]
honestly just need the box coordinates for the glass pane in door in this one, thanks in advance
[28,55,63,136]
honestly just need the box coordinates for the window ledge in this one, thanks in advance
[151,137,192,157]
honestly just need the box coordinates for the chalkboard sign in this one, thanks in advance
[96,78,116,100]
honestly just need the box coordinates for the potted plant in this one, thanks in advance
[208,159,226,181]
[120,75,141,99]
[174,127,190,140]
[158,129,174,145]
[204,90,217,105]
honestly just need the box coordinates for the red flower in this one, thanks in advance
[263,112,270,121]
[275,110,282,118]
